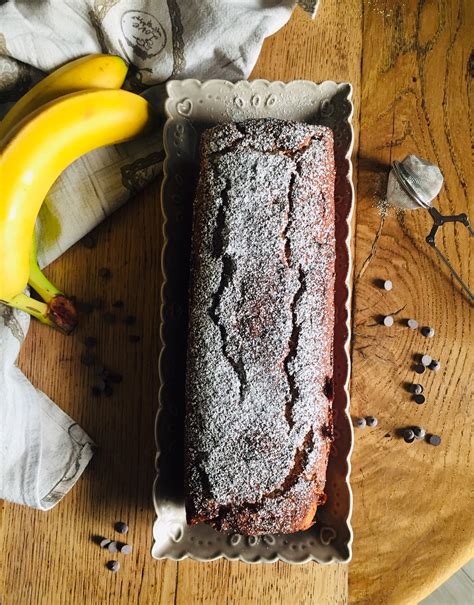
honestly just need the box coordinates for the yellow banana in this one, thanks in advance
[0,54,128,141]
[0,54,129,330]
[0,89,153,325]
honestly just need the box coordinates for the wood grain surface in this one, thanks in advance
[350,1,473,604]
[0,1,472,604]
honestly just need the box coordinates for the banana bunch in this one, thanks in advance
[0,54,153,332]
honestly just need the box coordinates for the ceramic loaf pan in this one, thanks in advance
[153,79,354,563]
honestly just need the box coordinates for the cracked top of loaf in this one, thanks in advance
[185,118,336,535]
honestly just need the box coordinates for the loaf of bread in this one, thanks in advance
[184,118,336,535]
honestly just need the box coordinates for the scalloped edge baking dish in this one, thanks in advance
[153,79,354,563]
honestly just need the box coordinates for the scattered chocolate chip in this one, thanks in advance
[81,352,96,367]
[354,417,366,428]
[104,384,114,397]
[411,383,424,395]
[366,416,378,427]
[91,386,101,397]
[413,426,426,440]
[92,535,104,545]
[107,541,119,554]
[421,326,435,338]
[413,394,426,405]
[128,334,140,343]
[109,372,123,384]
[95,364,106,377]
[403,429,415,443]
[421,354,432,367]
[382,315,394,327]
[99,538,111,549]
[119,543,132,555]
[76,301,93,314]
[98,267,111,279]
[114,521,128,535]
[84,336,97,348]
[91,297,104,310]
[97,379,107,393]
[428,359,440,371]
[124,315,136,326]
[103,312,116,324]
[414,364,426,374]
[427,434,441,446]
[407,319,418,329]
[383,280,393,291]
[81,234,96,249]
[106,560,120,572]
[112,300,124,308]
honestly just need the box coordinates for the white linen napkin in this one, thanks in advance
[0,0,317,510]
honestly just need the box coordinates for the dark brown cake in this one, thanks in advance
[184,118,336,535]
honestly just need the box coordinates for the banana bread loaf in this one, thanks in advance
[184,118,336,535]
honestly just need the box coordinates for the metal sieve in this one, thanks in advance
[388,156,473,302]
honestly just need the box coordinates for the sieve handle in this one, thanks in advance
[426,207,474,302]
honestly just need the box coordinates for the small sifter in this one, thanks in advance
[386,155,473,302]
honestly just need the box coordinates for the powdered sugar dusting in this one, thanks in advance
[185,119,335,535]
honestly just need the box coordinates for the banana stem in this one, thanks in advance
[18,230,78,334]
[28,231,61,303]
[4,292,54,327]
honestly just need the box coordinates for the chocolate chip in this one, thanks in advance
[366,416,378,427]
[103,312,116,324]
[106,560,120,572]
[124,315,136,326]
[91,386,101,397]
[413,394,426,404]
[407,319,418,329]
[81,352,96,367]
[383,280,393,291]
[428,359,440,371]
[109,372,123,384]
[382,315,394,327]
[97,379,107,393]
[427,434,441,446]
[354,417,366,428]
[76,301,93,314]
[104,384,114,397]
[403,429,415,443]
[84,336,97,348]
[421,354,432,367]
[95,364,106,377]
[421,326,435,338]
[81,234,96,249]
[411,383,424,395]
[112,300,124,308]
[114,521,128,535]
[99,366,110,379]
[119,543,132,555]
[128,334,140,343]
[91,297,104,310]
[413,426,426,440]
[98,267,111,279]
[99,538,111,549]
[107,541,119,554]
[414,364,426,374]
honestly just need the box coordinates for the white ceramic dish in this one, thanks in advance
[153,79,354,564]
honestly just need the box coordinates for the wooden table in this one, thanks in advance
[1,1,472,604]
